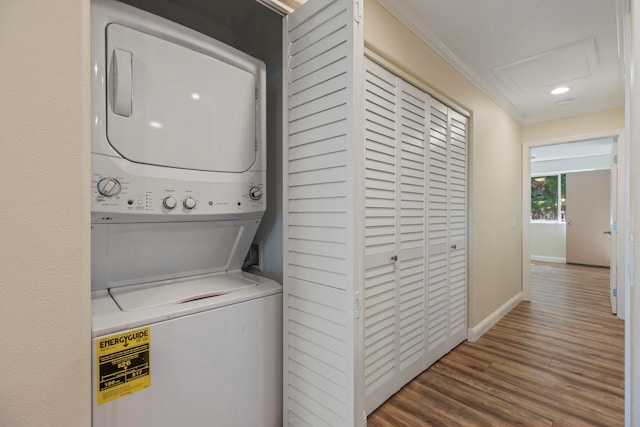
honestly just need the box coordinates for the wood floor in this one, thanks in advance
[367,262,624,426]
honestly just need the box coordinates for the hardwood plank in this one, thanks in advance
[432,358,598,426]
[403,380,504,427]
[368,262,624,426]
[375,388,458,427]
[415,370,553,426]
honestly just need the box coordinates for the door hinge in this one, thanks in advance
[354,291,361,319]
[354,0,363,23]
[613,288,617,297]
[255,86,259,100]
[613,154,618,164]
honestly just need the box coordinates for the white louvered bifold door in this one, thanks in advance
[363,59,398,414]
[395,80,426,386]
[283,1,364,425]
[447,109,468,347]
[425,98,450,367]
[426,97,468,367]
[363,59,426,414]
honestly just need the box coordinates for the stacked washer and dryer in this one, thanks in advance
[90,1,282,425]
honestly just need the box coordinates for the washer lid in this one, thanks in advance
[110,273,257,312]
[105,24,257,173]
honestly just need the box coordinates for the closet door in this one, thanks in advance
[447,110,468,346]
[425,98,468,367]
[395,80,426,386]
[363,59,398,414]
[425,99,450,367]
[363,59,426,413]
[283,0,364,425]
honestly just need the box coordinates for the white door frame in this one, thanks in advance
[522,129,626,320]
[610,142,619,314]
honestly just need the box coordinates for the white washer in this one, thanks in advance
[92,271,282,427]
[90,1,281,425]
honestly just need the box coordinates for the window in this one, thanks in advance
[531,174,566,221]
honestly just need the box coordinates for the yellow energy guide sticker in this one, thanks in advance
[96,327,151,405]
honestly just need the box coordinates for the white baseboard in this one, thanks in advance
[467,292,522,342]
[530,255,566,264]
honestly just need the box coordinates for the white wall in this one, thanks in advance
[0,1,91,426]
[530,223,566,263]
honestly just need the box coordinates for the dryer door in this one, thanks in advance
[105,24,257,173]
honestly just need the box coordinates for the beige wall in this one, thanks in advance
[530,223,566,262]
[0,1,91,426]
[523,107,624,143]
[364,0,523,327]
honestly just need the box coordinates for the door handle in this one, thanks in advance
[604,231,612,235]
[390,255,398,262]
[451,244,457,250]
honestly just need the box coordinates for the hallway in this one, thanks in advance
[368,262,624,426]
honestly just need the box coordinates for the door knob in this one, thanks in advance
[451,244,457,250]
[604,231,612,235]
[390,255,398,262]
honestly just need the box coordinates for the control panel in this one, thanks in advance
[248,186,263,201]
[97,178,122,197]
[92,155,265,222]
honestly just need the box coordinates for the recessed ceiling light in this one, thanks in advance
[551,87,570,95]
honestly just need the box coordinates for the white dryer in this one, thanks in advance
[90,1,281,426]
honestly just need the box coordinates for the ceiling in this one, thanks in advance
[377,0,625,124]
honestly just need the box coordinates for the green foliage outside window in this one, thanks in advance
[531,174,566,221]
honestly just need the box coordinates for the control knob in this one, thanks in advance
[249,186,263,201]
[163,196,177,210]
[97,178,121,197]
[183,197,197,210]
